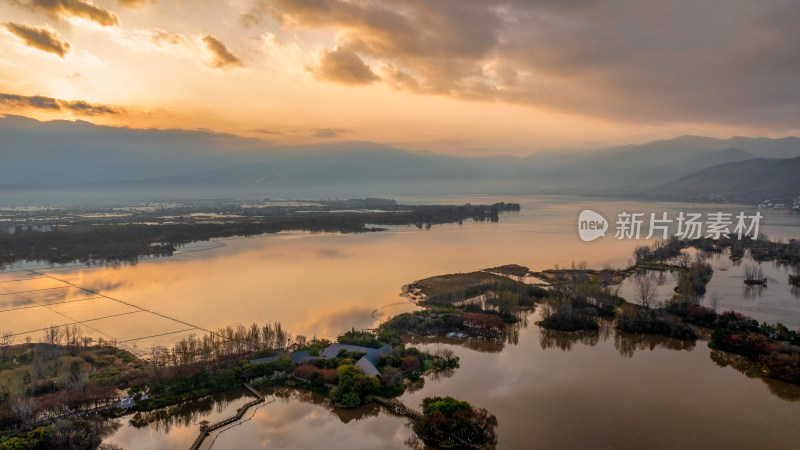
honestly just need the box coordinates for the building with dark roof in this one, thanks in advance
[249,343,392,377]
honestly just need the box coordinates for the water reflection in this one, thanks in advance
[710,350,800,402]
[743,283,765,301]
[9,195,799,449]
[129,390,246,433]
[613,331,696,358]
[208,386,417,449]
[537,319,697,358]
[404,334,505,353]
[263,387,384,424]
[700,250,800,328]
[5,196,800,350]
[539,328,602,351]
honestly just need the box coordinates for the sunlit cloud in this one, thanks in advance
[264,0,800,127]
[1,0,797,151]
[116,0,154,8]
[151,29,186,46]
[311,128,352,138]
[252,128,282,135]
[0,92,121,115]
[311,45,379,85]
[3,22,70,57]
[202,35,243,70]
[29,0,120,27]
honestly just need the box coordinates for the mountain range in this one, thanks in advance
[646,157,800,203]
[1,115,799,204]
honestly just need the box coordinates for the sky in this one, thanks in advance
[1,0,799,155]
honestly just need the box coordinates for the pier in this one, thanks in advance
[189,382,265,450]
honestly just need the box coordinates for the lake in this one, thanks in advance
[1,195,799,448]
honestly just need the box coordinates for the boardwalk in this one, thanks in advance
[371,395,423,421]
[189,382,265,450]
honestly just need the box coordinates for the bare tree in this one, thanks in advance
[744,264,766,284]
[12,397,35,424]
[601,263,614,286]
[0,329,14,362]
[42,325,63,345]
[68,324,83,346]
[433,346,455,360]
[709,292,721,312]
[633,245,652,265]
[677,252,692,269]
[64,325,72,347]
[82,336,94,349]
[633,271,658,308]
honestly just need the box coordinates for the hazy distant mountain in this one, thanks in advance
[2,115,799,204]
[644,157,800,203]
[522,135,800,193]
[0,115,521,187]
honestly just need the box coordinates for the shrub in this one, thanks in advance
[415,396,498,448]
[539,302,598,331]
[616,306,696,340]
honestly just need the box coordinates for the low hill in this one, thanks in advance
[643,157,800,203]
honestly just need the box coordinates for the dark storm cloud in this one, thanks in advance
[311,46,379,85]
[260,0,800,126]
[4,22,70,57]
[29,0,120,27]
[0,93,121,115]
[202,35,244,69]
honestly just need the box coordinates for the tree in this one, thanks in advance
[633,271,658,308]
[42,325,63,345]
[710,292,721,312]
[400,354,421,372]
[633,245,652,265]
[11,397,35,424]
[744,264,766,284]
[495,291,519,316]
[677,252,692,269]
[331,365,377,407]
[0,329,14,363]
[433,347,455,360]
[379,366,404,394]
[341,392,360,407]
[416,396,498,448]
[461,312,505,335]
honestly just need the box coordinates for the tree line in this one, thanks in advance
[0,202,521,267]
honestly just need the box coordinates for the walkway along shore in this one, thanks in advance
[189,381,265,450]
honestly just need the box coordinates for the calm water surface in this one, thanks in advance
[2,195,799,448]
